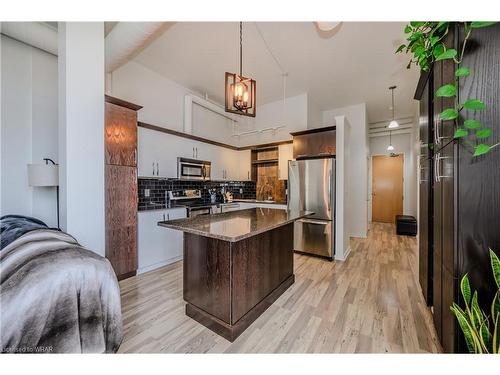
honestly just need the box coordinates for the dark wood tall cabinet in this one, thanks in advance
[417,69,434,307]
[416,23,500,353]
[105,95,143,280]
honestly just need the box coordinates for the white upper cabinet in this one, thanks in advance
[278,143,294,180]
[238,149,252,181]
[138,127,259,181]
[138,127,173,178]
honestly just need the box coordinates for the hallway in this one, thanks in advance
[118,223,441,353]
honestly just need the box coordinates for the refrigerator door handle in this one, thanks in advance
[298,218,330,225]
[328,170,332,212]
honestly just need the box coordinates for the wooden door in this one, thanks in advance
[105,164,138,279]
[105,102,137,167]
[372,154,404,223]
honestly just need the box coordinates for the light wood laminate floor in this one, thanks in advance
[118,223,442,353]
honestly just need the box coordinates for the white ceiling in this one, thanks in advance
[131,22,419,123]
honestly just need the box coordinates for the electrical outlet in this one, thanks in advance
[145,189,150,197]
[239,188,243,194]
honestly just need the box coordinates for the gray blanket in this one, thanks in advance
[1,229,123,353]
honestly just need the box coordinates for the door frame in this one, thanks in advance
[369,152,405,223]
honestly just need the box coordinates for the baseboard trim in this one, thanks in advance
[137,255,183,275]
[350,232,367,239]
[335,246,351,262]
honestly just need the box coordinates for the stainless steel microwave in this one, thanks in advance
[177,157,211,181]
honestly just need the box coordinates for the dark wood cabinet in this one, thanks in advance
[417,23,500,353]
[105,164,138,278]
[417,70,434,306]
[105,102,138,167]
[104,95,142,280]
[432,141,457,352]
[290,126,336,159]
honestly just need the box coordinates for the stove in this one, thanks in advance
[167,189,212,218]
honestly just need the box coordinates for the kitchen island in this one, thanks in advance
[159,208,312,341]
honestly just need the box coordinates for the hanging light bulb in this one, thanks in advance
[387,130,395,151]
[387,86,399,128]
[388,120,399,129]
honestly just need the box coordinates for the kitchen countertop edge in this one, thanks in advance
[158,209,312,242]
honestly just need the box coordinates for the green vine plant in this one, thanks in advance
[450,249,500,353]
[396,21,499,156]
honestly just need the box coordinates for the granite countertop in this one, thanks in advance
[139,199,288,212]
[231,199,287,205]
[158,208,312,242]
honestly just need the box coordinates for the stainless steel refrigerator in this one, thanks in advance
[288,157,335,260]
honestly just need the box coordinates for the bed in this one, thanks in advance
[0,215,123,353]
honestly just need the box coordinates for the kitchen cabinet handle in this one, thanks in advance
[167,213,170,220]
[134,149,137,165]
[435,120,450,145]
[192,147,195,158]
[247,171,250,180]
[196,147,198,158]
[163,214,165,221]
[156,162,159,176]
[153,162,156,176]
[434,153,439,183]
[436,154,452,182]
[420,165,428,183]
[434,120,440,145]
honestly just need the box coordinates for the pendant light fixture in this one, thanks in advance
[387,130,395,151]
[225,22,256,117]
[388,85,399,129]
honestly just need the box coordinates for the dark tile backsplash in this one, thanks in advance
[138,178,257,211]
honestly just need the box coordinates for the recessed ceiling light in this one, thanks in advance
[315,22,341,32]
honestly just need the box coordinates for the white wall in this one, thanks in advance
[192,102,236,145]
[369,131,418,219]
[111,61,240,146]
[1,35,59,227]
[235,93,308,147]
[58,22,105,255]
[111,60,188,132]
[111,61,309,148]
[307,94,322,128]
[320,103,369,238]
[334,116,352,261]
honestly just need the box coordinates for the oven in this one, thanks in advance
[188,206,212,218]
[177,157,211,181]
